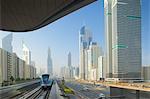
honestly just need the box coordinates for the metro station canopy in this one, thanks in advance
[0,0,96,32]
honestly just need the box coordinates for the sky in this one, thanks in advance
[0,0,150,74]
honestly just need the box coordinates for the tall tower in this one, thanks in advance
[68,52,71,67]
[104,0,113,78]
[79,26,92,80]
[2,33,13,53]
[68,52,73,78]
[105,0,141,80]
[47,48,53,76]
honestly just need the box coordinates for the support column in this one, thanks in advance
[136,90,140,99]
[110,87,124,99]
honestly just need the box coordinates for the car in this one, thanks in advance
[95,84,106,88]
[82,86,89,91]
[96,84,101,87]
[97,93,106,99]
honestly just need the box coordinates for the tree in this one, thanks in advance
[62,77,65,85]
[16,77,20,81]
[10,76,14,84]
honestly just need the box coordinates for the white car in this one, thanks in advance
[82,86,89,91]
[98,93,106,99]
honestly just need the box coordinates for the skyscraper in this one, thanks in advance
[22,41,31,65]
[47,48,53,76]
[104,0,113,78]
[0,49,2,84]
[87,42,101,80]
[68,52,73,78]
[79,26,92,79]
[68,52,72,67]
[105,0,141,80]
[2,33,13,53]
[0,48,12,82]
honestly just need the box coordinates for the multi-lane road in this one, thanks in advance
[66,81,110,99]
[65,80,150,99]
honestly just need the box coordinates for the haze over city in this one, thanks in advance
[0,0,149,75]
[0,0,150,99]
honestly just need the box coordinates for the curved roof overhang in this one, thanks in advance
[0,0,96,32]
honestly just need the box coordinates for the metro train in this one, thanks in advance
[41,74,53,89]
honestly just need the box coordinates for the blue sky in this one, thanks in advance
[0,0,149,74]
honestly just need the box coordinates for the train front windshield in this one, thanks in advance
[42,74,49,83]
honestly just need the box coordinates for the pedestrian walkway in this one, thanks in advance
[49,81,64,99]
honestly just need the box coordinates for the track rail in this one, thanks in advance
[26,87,44,99]
[44,89,51,99]
[0,81,40,99]
[26,87,52,99]
[18,80,53,99]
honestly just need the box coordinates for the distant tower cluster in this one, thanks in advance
[60,52,76,79]
[47,48,53,76]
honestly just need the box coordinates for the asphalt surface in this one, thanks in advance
[65,81,150,99]
[65,81,110,99]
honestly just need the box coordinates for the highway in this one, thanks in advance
[66,81,110,99]
[65,81,150,99]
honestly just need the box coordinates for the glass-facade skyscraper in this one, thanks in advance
[79,26,92,79]
[2,33,13,53]
[22,41,31,65]
[105,0,141,80]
